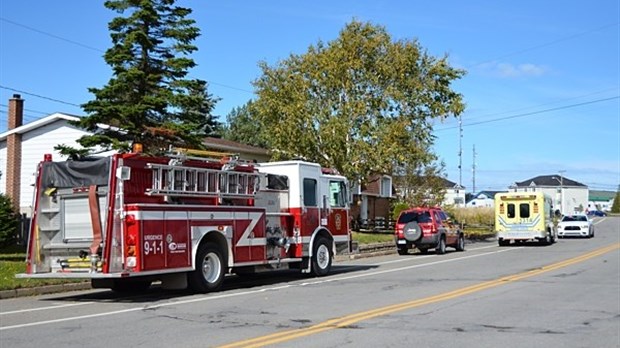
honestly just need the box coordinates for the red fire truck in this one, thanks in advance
[17,149,350,292]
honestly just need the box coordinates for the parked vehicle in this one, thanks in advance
[494,192,557,246]
[558,214,594,238]
[587,210,607,217]
[394,207,464,255]
[17,148,350,293]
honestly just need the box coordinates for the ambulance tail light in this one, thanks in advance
[499,203,505,214]
[533,202,539,214]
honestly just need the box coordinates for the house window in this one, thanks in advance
[303,178,317,207]
[380,176,392,198]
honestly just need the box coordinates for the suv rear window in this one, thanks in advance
[398,211,432,224]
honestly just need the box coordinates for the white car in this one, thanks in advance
[557,214,594,238]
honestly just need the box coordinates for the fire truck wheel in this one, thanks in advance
[311,237,332,276]
[189,242,225,293]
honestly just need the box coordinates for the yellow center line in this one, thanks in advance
[218,243,620,348]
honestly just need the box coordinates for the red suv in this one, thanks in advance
[394,207,465,255]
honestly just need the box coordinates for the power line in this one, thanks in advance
[435,96,620,132]
[467,22,620,68]
[0,85,82,107]
[0,17,255,95]
[0,103,49,115]
[0,17,105,53]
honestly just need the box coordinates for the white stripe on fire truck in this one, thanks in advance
[128,210,264,248]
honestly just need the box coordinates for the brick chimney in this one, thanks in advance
[6,94,24,212]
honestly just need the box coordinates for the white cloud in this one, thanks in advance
[479,62,548,78]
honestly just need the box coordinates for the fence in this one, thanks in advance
[17,214,30,246]
[351,218,396,233]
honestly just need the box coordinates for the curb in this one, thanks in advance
[0,282,92,300]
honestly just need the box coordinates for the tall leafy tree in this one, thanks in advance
[58,0,218,156]
[252,20,465,187]
[221,101,268,148]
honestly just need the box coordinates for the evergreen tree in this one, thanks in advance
[57,0,218,156]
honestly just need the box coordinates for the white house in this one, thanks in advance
[588,190,616,212]
[0,98,88,216]
[441,178,466,207]
[510,175,588,215]
[466,191,501,208]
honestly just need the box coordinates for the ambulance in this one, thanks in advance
[494,192,557,246]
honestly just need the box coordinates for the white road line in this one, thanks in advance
[372,244,499,265]
[0,246,520,331]
[301,247,521,285]
[0,302,94,316]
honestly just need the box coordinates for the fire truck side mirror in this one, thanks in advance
[116,166,131,181]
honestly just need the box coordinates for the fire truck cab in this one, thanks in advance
[17,150,350,293]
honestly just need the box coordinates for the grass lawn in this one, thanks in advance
[0,259,86,291]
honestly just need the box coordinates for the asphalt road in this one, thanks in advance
[1,217,618,348]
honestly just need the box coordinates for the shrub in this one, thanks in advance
[0,194,19,248]
[391,202,410,220]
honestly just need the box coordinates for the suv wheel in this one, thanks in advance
[397,246,408,255]
[436,236,446,255]
[455,234,465,251]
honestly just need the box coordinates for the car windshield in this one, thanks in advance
[398,211,432,224]
[562,215,587,222]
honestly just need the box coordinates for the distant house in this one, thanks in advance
[392,176,465,208]
[510,175,588,215]
[588,190,616,212]
[441,178,466,207]
[350,175,393,230]
[466,190,501,208]
[202,137,270,163]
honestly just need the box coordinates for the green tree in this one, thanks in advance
[221,101,268,148]
[611,190,620,213]
[0,194,19,248]
[252,20,464,187]
[393,160,448,207]
[57,0,218,156]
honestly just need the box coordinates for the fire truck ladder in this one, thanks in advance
[146,161,259,199]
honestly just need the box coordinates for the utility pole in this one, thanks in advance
[457,115,463,207]
[472,144,477,194]
[458,115,462,188]
[559,170,566,214]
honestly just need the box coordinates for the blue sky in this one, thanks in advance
[1,1,618,192]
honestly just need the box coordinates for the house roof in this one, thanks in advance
[441,177,465,189]
[514,175,586,188]
[0,113,80,141]
[203,137,269,156]
[475,190,502,199]
[0,114,269,158]
[589,190,616,201]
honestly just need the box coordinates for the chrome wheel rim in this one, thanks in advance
[202,251,221,283]
[316,244,330,269]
